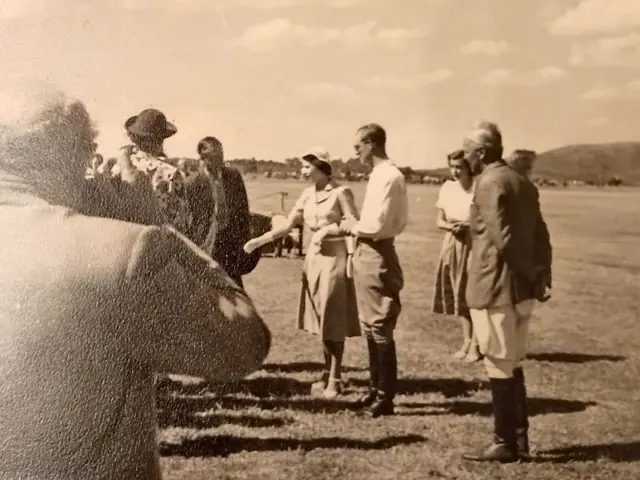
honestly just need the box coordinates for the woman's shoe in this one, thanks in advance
[322,379,343,399]
[453,341,471,360]
[464,348,482,363]
[311,372,329,392]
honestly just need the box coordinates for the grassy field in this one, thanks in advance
[158,179,640,480]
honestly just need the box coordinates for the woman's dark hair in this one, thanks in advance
[447,149,471,175]
[305,157,332,177]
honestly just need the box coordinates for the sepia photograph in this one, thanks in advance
[0,0,639,478]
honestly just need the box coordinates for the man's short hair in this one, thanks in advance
[197,136,224,156]
[0,78,96,173]
[358,123,386,148]
[511,149,536,157]
[466,121,503,151]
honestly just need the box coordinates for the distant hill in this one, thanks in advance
[534,142,640,185]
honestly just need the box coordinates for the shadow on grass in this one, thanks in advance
[536,441,640,463]
[159,434,427,458]
[161,376,311,398]
[158,394,361,415]
[527,352,626,364]
[400,397,596,417]
[157,410,291,429]
[261,362,366,374]
[348,377,488,398]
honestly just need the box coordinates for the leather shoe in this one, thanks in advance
[463,442,518,463]
[367,399,394,418]
[517,429,532,461]
[355,391,377,408]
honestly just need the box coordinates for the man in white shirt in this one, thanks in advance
[340,123,408,417]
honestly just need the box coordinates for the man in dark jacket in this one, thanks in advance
[462,122,552,463]
[178,137,261,287]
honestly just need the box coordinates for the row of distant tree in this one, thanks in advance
[225,157,627,187]
[94,154,627,187]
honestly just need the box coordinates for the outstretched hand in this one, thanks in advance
[243,238,261,254]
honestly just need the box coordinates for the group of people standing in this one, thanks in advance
[0,75,553,479]
[91,108,411,418]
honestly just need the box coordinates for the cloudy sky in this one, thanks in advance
[0,0,638,167]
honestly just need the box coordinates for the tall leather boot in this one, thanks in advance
[463,378,518,462]
[356,338,379,408]
[368,340,396,418]
[513,367,532,461]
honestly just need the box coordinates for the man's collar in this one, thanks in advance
[481,159,507,173]
[372,158,392,170]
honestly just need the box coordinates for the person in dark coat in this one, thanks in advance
[461,122,552,463]
[175,137,261,287]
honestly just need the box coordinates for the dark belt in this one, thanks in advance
[356,236,395,248]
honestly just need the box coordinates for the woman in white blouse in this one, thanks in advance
[431,150,481,362]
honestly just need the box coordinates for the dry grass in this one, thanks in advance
[159,179,640,480]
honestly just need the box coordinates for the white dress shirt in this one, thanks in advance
[355,160,408,240]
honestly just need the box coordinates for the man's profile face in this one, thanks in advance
[463,139,484,176]
[199,141,223,166]
[354,130,373,166]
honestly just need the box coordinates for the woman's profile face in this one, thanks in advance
[300,159,322,182]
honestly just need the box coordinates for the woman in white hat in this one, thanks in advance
[244,147,361,398]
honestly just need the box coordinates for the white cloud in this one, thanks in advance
[581,85,622,100]
[364,69,452,89]
[459,40,511,56]
[0,0,46,19]
[480,68,513,85]
[376,27,429,47]
[582,79,640,100]
[549,0,640,36]
[229,19,427,52]
[628,79,640,90]
[588,116,610,127]
[569,33,640,66]
[114,0,369,10]
[480,67,566,87]
[296,82,355,99]
[294,81,379,106]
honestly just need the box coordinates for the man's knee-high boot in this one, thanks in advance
[513,367,531,460]
[368,340,396,417]
[356,338,379,407]
[463,378,518,462]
